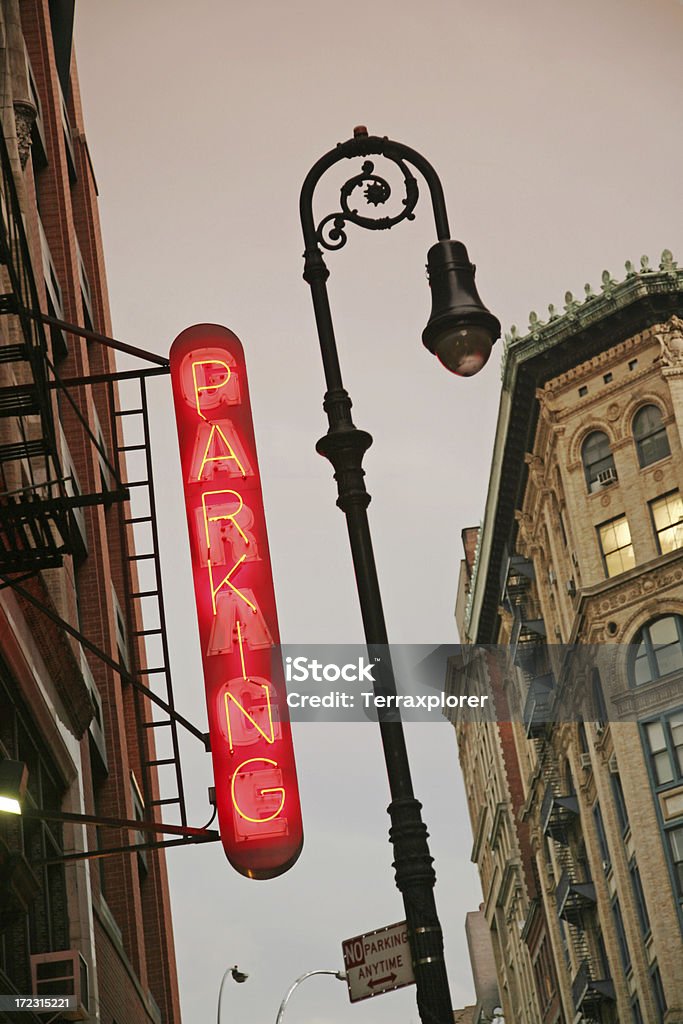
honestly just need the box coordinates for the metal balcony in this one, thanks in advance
[540,783,579,843]
[501,550,536,611]
[523,672,554,738]
[556,868,596,924]
[510,605,547,673]
[571,959,615,1012]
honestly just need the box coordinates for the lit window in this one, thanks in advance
[650,491,683,554]
[633,404,670,468]
[633,617,683,687]
[582,431,616,491]
[598,515,635,577]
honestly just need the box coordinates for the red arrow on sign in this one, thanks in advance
[368,974,398,989]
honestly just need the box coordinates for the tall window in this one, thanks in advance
[611,896,631,973]
[582,431,616,491]
[0,666,69,990]
[632,617,683,686]
[612,773,629,834]
[532,936,557,1013]
[650,963,667,1023]
[593,801,610,869]
[598,515,635,577]
[643,714,683,786]
[592,669,609,726]
[633,404,670,468]
[641,710,683,930]
[650,491,683,554]
[669,824,683,899]
[629,857,651,936]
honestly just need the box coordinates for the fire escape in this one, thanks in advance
[0,118,214,860]
[502,548,615,1021]
[501,549,554,737]
[535,705,615,1019]
[540,771,615,1021]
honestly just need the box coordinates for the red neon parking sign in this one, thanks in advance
[170,324,303,878]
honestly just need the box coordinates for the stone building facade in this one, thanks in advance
[451,256,683,1023]
[0,3,181,1022]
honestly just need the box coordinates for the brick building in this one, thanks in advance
[451,256,683,1023]
[0,2,181,1022]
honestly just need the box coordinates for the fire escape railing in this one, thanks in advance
[0,123,214,858]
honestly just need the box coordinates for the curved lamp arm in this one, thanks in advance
[299,127,499,386]
[299,128,450,251]
[275,969,346,1024]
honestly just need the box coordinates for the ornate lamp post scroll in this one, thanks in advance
[299,127,500,1024]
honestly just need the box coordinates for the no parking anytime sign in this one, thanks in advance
[342,921,415,1003]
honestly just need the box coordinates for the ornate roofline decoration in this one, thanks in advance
[469,251,683,643]
[501,251,681,386]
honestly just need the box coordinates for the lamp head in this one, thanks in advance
[230,966,249,984]
[422,240,500,376]
[0,760,28,815]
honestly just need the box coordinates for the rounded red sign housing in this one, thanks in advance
[170,324,303,878]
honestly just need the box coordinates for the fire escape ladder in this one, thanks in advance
[110,374,192,830]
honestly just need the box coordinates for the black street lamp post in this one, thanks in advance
[299,128,500,1024]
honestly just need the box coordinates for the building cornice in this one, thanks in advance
[467,253,683,644]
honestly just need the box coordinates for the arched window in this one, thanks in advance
[582,431,615,491]
[631,615,683,686]
[633,405,670,468]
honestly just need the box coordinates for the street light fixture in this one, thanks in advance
[422,239,501,375]
[0,760,28,815]
[275,969,346,1024]
[299,128,500,1024]
[217,964,249,1024]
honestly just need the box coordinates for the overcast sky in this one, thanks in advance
[74,2,683,1022]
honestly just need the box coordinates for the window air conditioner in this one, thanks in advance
[30,950,89,1021]
[596,467,617,486]
[608,753,619,775]
[580,753,592,770]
